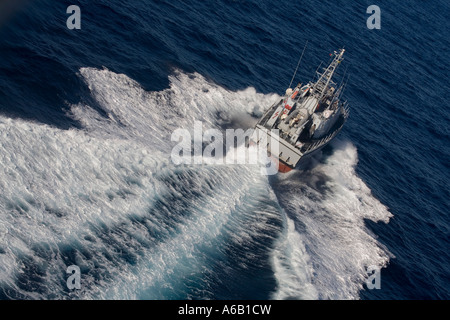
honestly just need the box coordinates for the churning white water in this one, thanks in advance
[0,68,392,299]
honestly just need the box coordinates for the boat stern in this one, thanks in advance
[251,125,304,172]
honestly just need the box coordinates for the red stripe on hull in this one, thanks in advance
[249,141,294,173]
[277,161,293,173]
[270,155,293,173]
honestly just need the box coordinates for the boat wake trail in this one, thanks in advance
[0,68,392,299]
[270,140,393,299]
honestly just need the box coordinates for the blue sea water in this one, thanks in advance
[0,0,448,300]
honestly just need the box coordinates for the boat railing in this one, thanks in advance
[301,110,348,153]
[259,99,282,127]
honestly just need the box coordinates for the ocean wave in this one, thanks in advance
[0,68,392,299]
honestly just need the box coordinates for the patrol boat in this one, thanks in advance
[251,48,350,173]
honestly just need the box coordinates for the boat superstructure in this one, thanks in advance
[251,48,350,172]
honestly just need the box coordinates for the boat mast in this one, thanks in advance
[313,49,345,101]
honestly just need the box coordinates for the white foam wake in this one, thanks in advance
[0,67,392,300]
[70,67,278,152]
[0,115,169,295]
[270,139,393,300]
[0,68,279,299]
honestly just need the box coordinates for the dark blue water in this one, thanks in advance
[0,0,448,299]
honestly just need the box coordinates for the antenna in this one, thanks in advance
[288,40,309,89]
[337,64,349,91]
[338,74,350,101]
